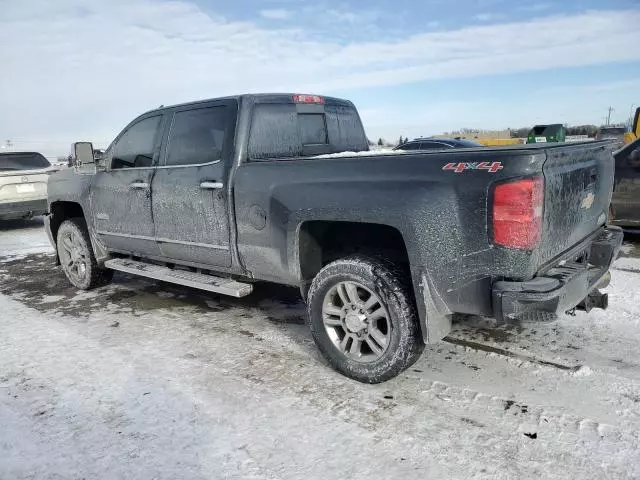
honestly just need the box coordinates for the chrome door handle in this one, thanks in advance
[200,182,224,190]
[130,182,149,189]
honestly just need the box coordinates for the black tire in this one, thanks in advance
[307,255,424,383]
[56,218,113,290]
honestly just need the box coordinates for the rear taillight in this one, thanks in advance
[492,176,544,250]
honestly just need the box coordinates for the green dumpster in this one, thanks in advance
[526,124,567,144]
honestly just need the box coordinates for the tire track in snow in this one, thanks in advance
[396,376,640,449]
[443,336,582,371]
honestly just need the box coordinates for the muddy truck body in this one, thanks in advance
[46,93,623,382]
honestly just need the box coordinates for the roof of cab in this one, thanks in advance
[151,93,353,114]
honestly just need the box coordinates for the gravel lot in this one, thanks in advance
[1,218,640,479]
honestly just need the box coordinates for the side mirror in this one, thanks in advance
[72,142,102,174]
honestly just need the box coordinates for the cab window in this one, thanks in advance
[111,116,162,169]
[165,106,230,167]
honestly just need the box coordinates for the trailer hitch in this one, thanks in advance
[575,289,608,313]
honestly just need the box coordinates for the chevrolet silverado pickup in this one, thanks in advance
[45,93,623,383]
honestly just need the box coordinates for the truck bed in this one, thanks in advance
[234,140,615,318]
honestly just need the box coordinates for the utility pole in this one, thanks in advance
[606,106,614,126]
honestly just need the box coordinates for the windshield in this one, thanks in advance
[0,152,51,171]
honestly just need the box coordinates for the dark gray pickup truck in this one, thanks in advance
[46,93,623,383]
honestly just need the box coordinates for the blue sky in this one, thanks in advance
[222,0,638,39]
[0,0,638,155]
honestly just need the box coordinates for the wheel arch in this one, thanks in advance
[48,201,85,264]
[49,201,85,240]
[49,201,109,265]
[296,219,454,345]
[297,220,411,294]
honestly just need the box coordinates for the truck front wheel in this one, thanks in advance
[307,255,424,383]
[57,218,113,290]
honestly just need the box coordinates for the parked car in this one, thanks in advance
[0,151,54,220]
[526,124,567,143]
[610,138,640,229]
[394,137,483,150]
[46,93,622,383]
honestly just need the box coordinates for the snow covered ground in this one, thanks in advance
[1,218,640,479]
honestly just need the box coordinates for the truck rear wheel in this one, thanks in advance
[307,255,424,383]
[57,218,113,290]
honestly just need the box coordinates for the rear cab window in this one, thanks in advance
[247,96,368,161]
[0,152,51,171]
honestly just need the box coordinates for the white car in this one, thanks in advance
[0,152,55,220]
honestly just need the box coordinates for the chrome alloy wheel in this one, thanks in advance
[59,229,88,284]
[322,281,391,362]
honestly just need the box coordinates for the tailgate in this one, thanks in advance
[538,141,614,264]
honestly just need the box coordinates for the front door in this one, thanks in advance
[150,102,235,267]
[90,114,164,257]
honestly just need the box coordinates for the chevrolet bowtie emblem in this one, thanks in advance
[581,192,595,210]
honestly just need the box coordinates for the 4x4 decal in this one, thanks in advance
[442,162,503,173]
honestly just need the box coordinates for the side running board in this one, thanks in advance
[104,258,253,298]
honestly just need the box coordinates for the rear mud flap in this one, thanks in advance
[418,272,452,343]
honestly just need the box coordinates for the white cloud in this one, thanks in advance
[259,9,290,20]
[0,1,638,155]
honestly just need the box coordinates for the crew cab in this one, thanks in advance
[46,93,623,383]
[1,152,54,220]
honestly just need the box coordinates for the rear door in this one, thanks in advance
[150,100,236,267]
[90,114,164,257]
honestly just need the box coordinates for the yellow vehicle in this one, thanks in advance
[476,138,523,146]
[624,107,639,144]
